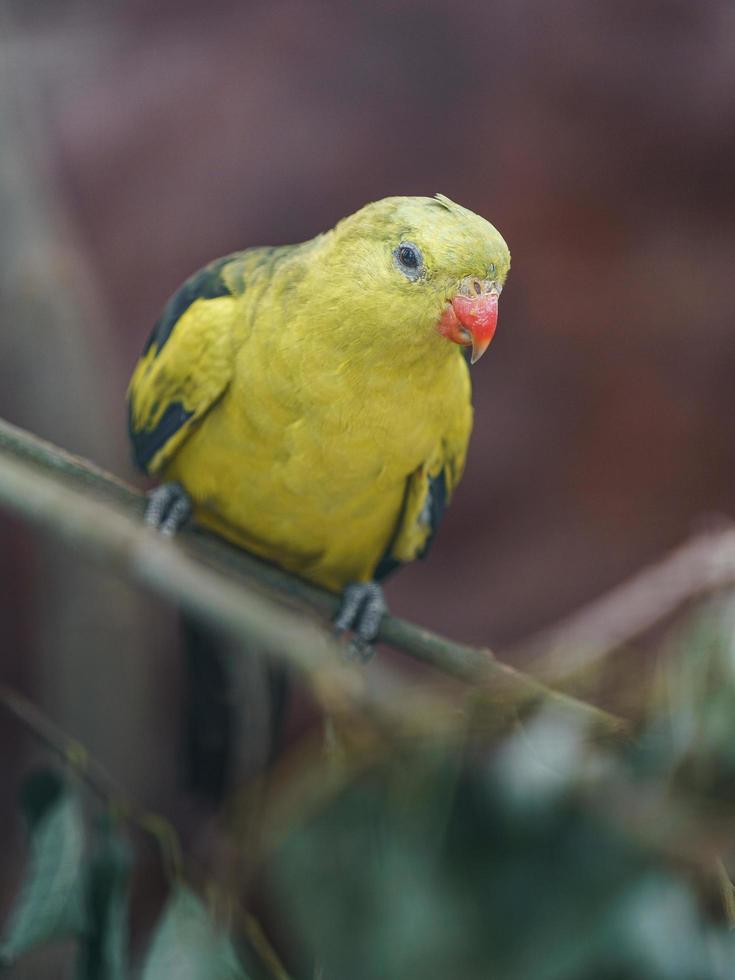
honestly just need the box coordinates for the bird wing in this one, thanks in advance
[375,419,471,579]
[127,252,251,475]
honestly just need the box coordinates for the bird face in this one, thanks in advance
[316,195,510,363]
[388,197,509,363]
[326,195,510,364]
[394,238,500,362]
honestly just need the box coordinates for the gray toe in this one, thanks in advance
[160,495,192,536]
[333,581,388,653]
[333,583,368,635]
[144,482,191,536]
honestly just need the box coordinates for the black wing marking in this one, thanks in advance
[373,552,402,582]
[128,400,194,473]
[374,469,447,581]
[418,468,447,559]
[143,255,234,357]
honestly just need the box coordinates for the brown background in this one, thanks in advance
[1,0,734,969]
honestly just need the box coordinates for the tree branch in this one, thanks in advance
[0,683,126,805]
[517,522,735,681]
[0,416,494,678]
[0,415,626,738]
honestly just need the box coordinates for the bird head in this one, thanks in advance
[319,194,510,364]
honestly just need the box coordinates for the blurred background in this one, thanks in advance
[1,0,734,974]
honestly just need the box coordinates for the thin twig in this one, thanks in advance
[0,683,126,805]
[0,682,184,876]
[0,415,627,738]
[517,524,735,682]
[242,913,293,980]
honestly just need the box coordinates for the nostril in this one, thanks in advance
[473,279,482,296]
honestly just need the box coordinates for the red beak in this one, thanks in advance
[437,282,499,363]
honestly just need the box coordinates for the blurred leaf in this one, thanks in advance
[0,768,87,965]
[650,597,735,799]
[273,744,733,980]
[76,816,133,980]
[140,884,248,980]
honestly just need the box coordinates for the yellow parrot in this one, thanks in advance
[128,194,510,651]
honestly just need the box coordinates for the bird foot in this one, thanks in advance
[144,481,192,536]
[333,581,387,662]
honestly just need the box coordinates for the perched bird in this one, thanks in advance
[128,194,510,650]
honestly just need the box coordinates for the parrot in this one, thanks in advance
[127,194,510,653]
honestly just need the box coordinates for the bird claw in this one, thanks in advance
[333,582,387,661]
[144,481,192,536]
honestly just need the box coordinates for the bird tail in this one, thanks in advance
[182,614,290,805]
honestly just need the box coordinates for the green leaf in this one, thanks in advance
[273,745,731,980]
[76,816,133,980]
[0,769,87,965]
[140,885,248,980]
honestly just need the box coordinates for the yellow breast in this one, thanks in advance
[164,298,471,591]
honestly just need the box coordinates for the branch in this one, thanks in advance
[0,416,626,738]
[517,523,735,681]
[0,683,126,805]
[0,682,185,878]
[0,417,493,677]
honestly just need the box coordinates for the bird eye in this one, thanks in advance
[489,262,496,276]
[399,245,419,268]
[394,241,424,280]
